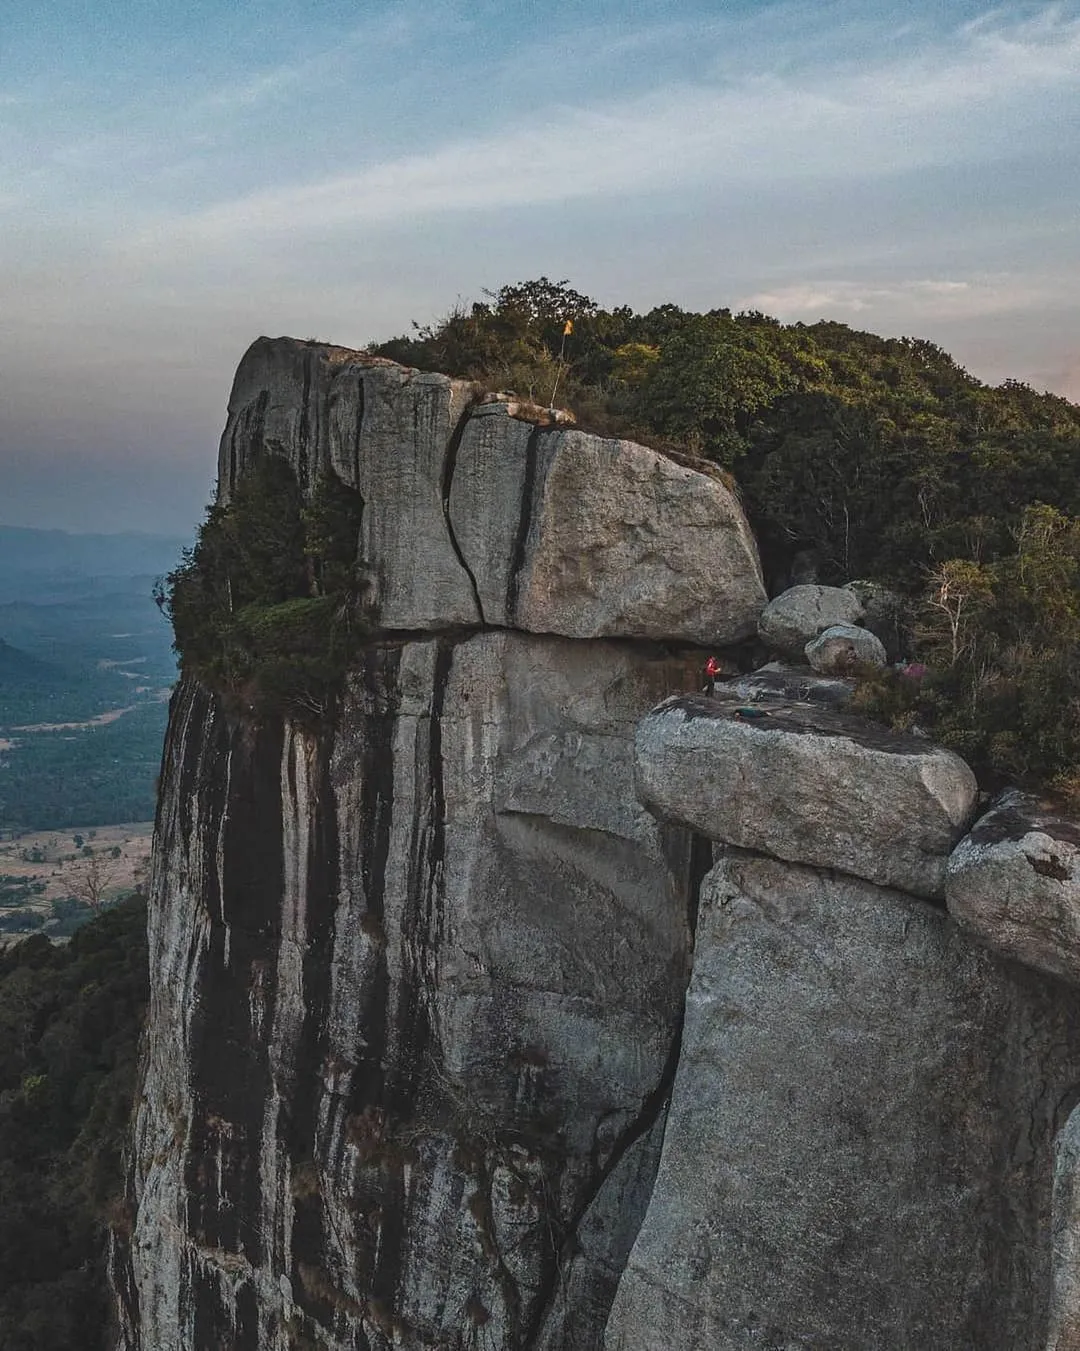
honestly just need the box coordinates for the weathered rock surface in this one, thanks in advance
[805,621,887,673]
[946,788,1080,984]
[114,636,706,1351]
[757,583,864,658]
[1047,1104,1080,1351]
[635,693,977,897]
[118,334,1080,1351]
[449,405,766,642]
[605,851,1080,1351]
[721,660,856,708]
[116,337,754,1351]
[219,338,766,643]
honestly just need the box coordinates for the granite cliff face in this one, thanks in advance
[114,338,1080,1350]
[111,339,760,1350]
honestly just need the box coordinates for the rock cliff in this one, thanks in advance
[111,339,760,1351]
[114,337,1080,1350]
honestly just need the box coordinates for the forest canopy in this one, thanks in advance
[373,279,1080,798]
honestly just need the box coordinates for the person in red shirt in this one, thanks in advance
[703,655,722,696]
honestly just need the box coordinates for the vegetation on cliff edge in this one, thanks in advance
[374,279,1080,798]
[155,458,368,722]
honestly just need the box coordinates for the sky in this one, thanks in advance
[1,0,1079,536]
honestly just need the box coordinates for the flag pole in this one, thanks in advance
[549,318,573,411]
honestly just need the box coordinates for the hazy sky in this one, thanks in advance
[2,0,1079,536]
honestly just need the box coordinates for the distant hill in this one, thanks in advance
[0,528,178,830]
[0,637,65,689]
[0,524,187,577]
[0,526,187,605]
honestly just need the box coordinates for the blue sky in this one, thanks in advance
[2,0,1079,534]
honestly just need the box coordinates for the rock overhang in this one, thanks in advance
[634,693,979,898]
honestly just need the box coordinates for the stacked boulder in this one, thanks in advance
[610,694,1080,1351]
[718,579,906,714]
[758,582,889,675]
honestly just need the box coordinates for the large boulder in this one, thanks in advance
[805,622,887,674]
[604,852,1080,1351]
[449,407,767,643]
[218,340,767,644]
[758,584,865,658]
[946,789,1080,984]
[634,693,977,897]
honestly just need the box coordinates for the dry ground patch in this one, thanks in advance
[0,821,153,910]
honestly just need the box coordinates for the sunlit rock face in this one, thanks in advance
[112,338,754,1350]
[217,338,767,643]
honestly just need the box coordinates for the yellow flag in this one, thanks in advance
[563,319,573,336]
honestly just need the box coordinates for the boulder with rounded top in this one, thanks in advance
[634,693,978,898]
[806,623,887,674]
[758,583,865,658]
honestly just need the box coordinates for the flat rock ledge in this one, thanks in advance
[722,661,856,709]
[634,693,978,898]
[946,789,1080,984]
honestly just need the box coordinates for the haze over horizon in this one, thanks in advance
[2,0,1079,536]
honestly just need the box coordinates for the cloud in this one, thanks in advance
[734,276,1065,322]
[129,5,1080,252]
[196,66,310,115]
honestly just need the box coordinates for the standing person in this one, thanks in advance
[703,655,722,696]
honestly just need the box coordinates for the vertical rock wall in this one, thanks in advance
[113,340,764,1349]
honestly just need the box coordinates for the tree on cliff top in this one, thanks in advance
[373,280,1080,796]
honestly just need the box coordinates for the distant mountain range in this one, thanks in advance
[0,525,189,605]
[0,637,66,688]
[0,525,180,830]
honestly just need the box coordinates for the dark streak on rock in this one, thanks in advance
[183,708,284,1272]
[233,1282,261,1351]
[353,372,365,489]
[440,395,487,625]
[192,1263,235,1350]
[341,647,402,1301]
[288,732,342,1326]
[506,425,546,622]
[296,348,313,488]
[1027,852,1071,881]
[524,822,709,1348]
